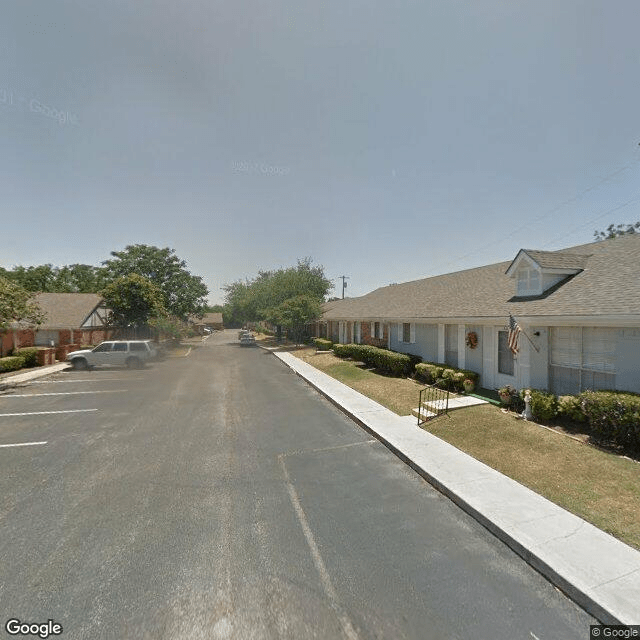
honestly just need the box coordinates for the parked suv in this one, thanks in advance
[66,340,158,370]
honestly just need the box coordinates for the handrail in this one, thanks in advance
[417,384,450,426]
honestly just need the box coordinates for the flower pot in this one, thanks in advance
[499,393,512,405]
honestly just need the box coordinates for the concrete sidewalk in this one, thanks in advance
[0,362,71,388]
[271,349,640,626]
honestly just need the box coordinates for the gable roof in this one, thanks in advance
[323,234,640,322]
[34,293,105,328]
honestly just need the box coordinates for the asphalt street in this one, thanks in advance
[0,330,595,639]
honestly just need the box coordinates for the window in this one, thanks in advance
[130,343,148,352]
[374,322,381,339]
[112,343,127,352]
[549,327,616,394]
[517,268,541,295]
[498,331,514,375]
[403,323,411,343]
[93,343,113,352]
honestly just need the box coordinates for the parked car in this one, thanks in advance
[239,330,256,346]
[66,340,158,370]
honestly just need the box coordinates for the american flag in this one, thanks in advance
[508,315,521,355]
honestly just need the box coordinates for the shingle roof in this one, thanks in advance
[323,235,640,321]
[519,249,591,270]
[34,293,104,328]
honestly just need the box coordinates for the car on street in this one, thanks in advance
[66,340,158,370]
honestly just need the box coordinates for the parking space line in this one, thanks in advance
[25,378,142,384]
[3,390,127,398]
[0,409,98,417]
[0,441,47,448]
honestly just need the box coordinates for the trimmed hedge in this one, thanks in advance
[314,338,333,351]
[16,347,39,368]
[580,390,640,452]
[0,355,26,373]
[415,362,479,392]
[332,343,417,376]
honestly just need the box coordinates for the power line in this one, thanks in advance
[433,153,640,274]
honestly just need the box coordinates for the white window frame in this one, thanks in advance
[398,322,415,344]
[517,267,542,296]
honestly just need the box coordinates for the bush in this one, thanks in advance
[16,348,39,368]
[332,343,413,376]
[314,338,333,351]
[415,362,479,391]
[528,389,558,422]
[557,395,586,423]
[0,355,26,373]
[580,390,640,452]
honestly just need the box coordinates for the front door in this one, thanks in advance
[494,328,517,389]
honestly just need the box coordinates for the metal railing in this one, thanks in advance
[417,384,450,426]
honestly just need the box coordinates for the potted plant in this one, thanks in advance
[499,385,516,405]
[463,378,475,393]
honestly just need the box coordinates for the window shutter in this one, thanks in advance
[370,322,374,338]
[398,323,403,342]
[410,323,415,344]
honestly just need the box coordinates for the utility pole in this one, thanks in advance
[338,275,350,299]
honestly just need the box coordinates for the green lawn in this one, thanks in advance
[291,347,640,550]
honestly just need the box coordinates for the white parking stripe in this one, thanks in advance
[3,390,126,398]
[25,378,141,384]
[0,409,98,417]
[0,441,47,448]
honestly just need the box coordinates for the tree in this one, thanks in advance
[222,258,332,326]
[594,221,640,240]
[1,263,107,293]
[102,245,208,320]
[101,274,166,330]
[0,277,46,356]
[265,295,322,344]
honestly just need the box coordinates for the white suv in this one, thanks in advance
[66,340,158,370]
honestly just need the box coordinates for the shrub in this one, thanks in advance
[314,338,333,351]
[557,395,586,423]
[529,389,558,422]
[580,390,640,452]
[16,347,39,368]
[332,343,412,376]
[0,355,26,373]
[414,362,479,391]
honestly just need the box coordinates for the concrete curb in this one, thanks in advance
[265,346,640,626]
[0,362,71,388]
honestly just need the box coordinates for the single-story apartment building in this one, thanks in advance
[2,293,112,355]
[190,312,224,334]
[318,234,640,396]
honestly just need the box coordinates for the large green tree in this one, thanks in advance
[223,258,332,326]
[1,263,107,293]
[265,295,322,344]
[101,274,166,329]
[102,245,208,320]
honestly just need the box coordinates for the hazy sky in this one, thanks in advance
[2,0,639,304]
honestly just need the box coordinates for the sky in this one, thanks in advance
[2,0,640,304]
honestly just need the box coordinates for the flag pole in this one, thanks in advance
[521,327,540,353]
[510,315,540,354]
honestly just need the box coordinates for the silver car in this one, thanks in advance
[66,340,158,370]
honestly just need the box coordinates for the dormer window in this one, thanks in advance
[506,249,589,298]
[517,267,541,296]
